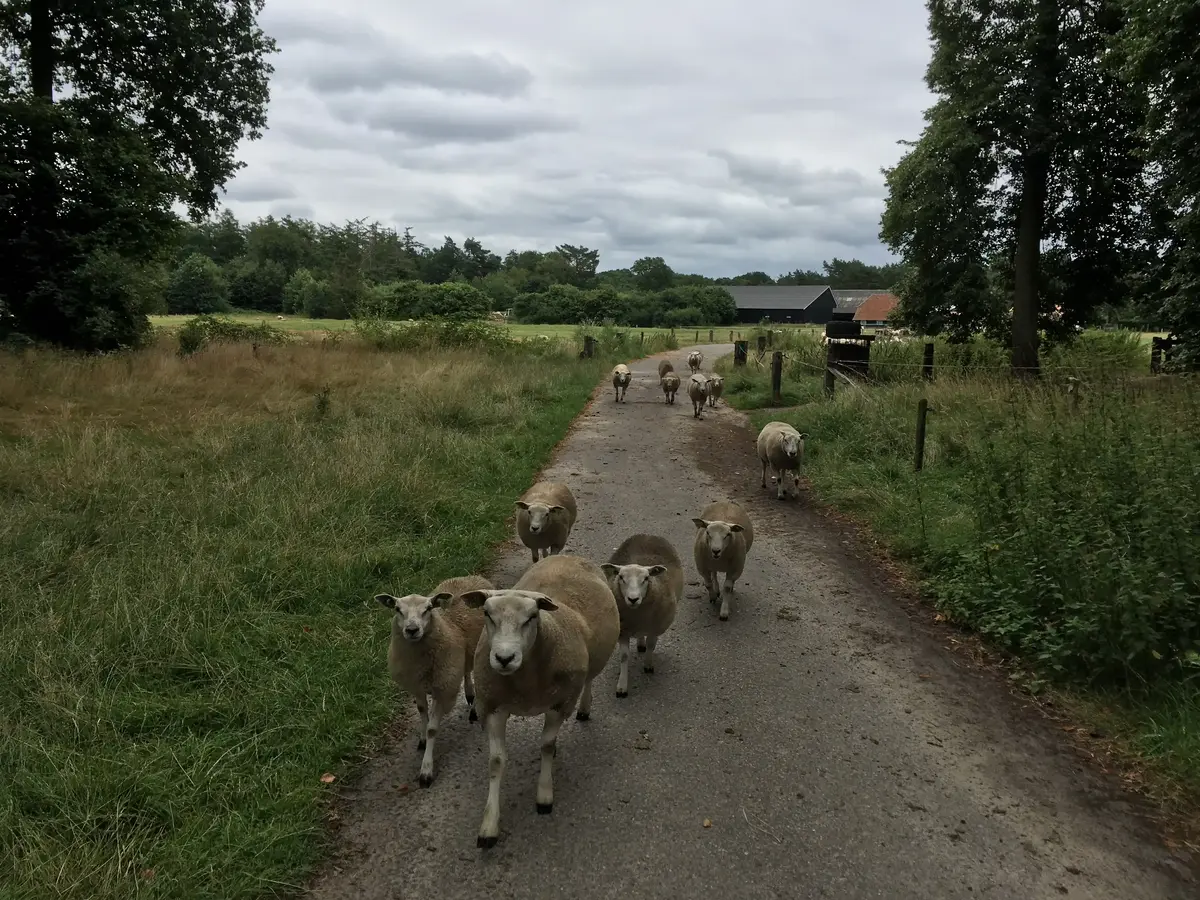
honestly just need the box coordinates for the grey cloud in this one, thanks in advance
[711,150,884,207]
[224,176,296,203]
[324,93,576,145]
[268,202,316,220]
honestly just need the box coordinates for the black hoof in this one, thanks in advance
[615,690,628,699]
[536,803,553,815]
[418,773,433,788]
[719,614,729,621]
[477,835,497,849]
[416,739,426,752]
[637,644,647,653]
[468,708,478,723]
[576,710,590,721]
[643,666,655,674]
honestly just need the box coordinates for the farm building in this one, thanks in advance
[853,293,899,327]
[831,289,880,315]
[725,285,837,325]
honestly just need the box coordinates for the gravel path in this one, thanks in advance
[307,343,1194,900]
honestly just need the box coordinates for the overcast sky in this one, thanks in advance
[219,0,934,277]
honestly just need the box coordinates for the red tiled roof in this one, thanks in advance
[853,293,898,322]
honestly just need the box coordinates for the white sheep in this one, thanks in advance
[660,372,681,404]
[687,349,703,373]
[515,481,578,563]
[692,499,755,621]
[756,421,809,501]
[687,373,709,418]
[601,533,683,698]
[657,359,675,379]
[461,554,620,848]
[375,573,493,787]
[706,374,725,407]
[612,363,631,402]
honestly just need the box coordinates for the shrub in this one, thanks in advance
[165,253,231,315]
[177,314,293,356]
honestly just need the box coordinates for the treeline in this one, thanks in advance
[160,211,906,327]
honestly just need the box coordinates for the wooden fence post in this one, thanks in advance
[771,350,783,405]
[695,330,700,342]
[640,331,644,345]
[914,398,929,471]
[734,340,748,366]
[709,329,714,342]
[582,335,596,358]
[922,342,934,380]
[757,335,767,357]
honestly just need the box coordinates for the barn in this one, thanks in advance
[853,293,900,327]
[725,285,837,325]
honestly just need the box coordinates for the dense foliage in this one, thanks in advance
[881,0,1196,371]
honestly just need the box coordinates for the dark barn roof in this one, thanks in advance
[726,285,833,311]
[831,289,881,312]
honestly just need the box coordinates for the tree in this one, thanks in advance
[630,256,675,292]
[554,243,600,287]
[1118,0,1200,368]
[166,253,231,314]
[881,0,1148,372]
[1,0,277,349]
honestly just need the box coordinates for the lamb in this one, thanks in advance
[687,349,703,373]
[462,554,620,848]
[657,359,674,379]
[515,481,578,563]
[706,374,725,407]
[375,574,493,787]
[687,373,709,418]
[601,533,683,698]
[692,499,755,621]
[661,372,681,404]
[612,363,632,402]
[756,421,808,501]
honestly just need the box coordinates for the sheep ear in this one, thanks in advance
[534,594,559,611]
[691,518,709,529]
[600,563,620,577]
[798,432,809,440]
[729,523,745,533]
[514,501,530,510]
[549,504,566,512]
[461,590,492,608]
[375,593,398,610]
[429,592,455,608]
[647,565,667,577]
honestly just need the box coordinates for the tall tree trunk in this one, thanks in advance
[1010,0,1060,378]
[29,0,55,101]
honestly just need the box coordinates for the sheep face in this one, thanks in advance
[375,591,455,642]
[462,589,559,675]
[600,563,668,609]
[515,500,567,535]
[691,518,745,560]
[778,431,806,462]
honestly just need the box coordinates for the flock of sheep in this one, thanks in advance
[614,348,725,418]
[373,351,811,849]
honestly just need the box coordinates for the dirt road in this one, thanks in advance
[308,344,1194,899]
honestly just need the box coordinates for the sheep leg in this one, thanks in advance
[760,457,769,489]
[477,711,509,848]
[615,636,631,698]
[535,708,566,813]
[719,573,738,621]
[643,634,658,674]
[576,677,594,721]
[703,570,720,604]
[418,695,444,787]
[464,670,477,723]
[637,636,647,653]
[775,466,787,500]
[530,546,539,563]
[414,696,429,752]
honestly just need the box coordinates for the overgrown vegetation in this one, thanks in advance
[0,330,617,898]
[718,335,1200,803]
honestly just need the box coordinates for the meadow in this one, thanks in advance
[0,320,669,899]
[716,328,1200,814]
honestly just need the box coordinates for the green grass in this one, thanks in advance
[717,331,1200,814]
[0,333,618,898]
[147,313,738,346]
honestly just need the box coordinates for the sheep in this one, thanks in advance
[661,372,681,404]
[706,373,725,407]
[692,499,755,621]
[461,554,620,848]
[612,363,631,402]
[756,421,809,501]
[687,373,709,417]
[601,533,683,698]
[375,574,493,787]
[687,349,703,373]
[657,359,675,379]
[515,481,578,563]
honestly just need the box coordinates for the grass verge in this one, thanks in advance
[0,327,619,898]
[717,335,1200,823]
